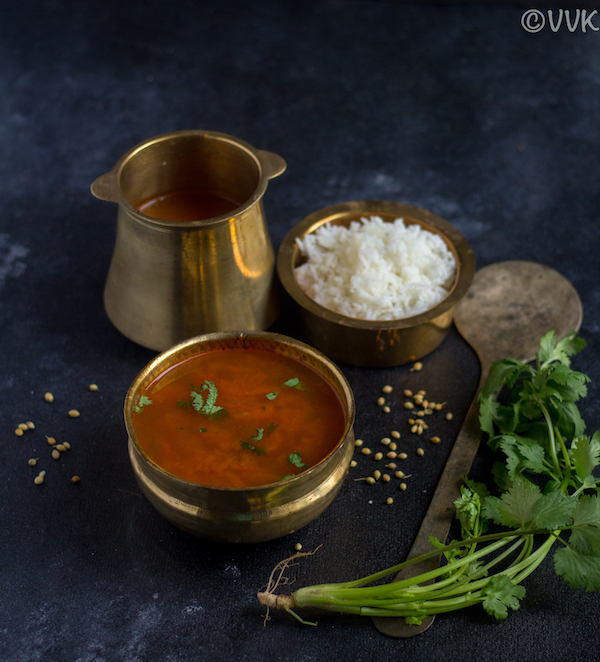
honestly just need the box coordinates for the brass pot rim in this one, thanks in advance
[124,330,355,494]
[277,200,476,330]
[91,129,286,229]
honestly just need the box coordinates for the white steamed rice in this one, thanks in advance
[294,216,456,321]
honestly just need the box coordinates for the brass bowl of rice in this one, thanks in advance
[277,201,475,368]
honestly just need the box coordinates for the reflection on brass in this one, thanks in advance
[373,261,583,638]
[124,331,356,543]
[277,201,476,367]
[91,130,286,351]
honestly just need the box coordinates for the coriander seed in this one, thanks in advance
[377,397,385,406]
[52,449,60,460]
[403,389,413,397]
[382,474,391,483]
[351,460,357,468]
[380,437,391,445]
[431,436,441,444]
[382,406,390,413]
[28,458,38,466]
[26,421,35,429]
[34,475,44,485]
[386,497,394,505]
[354,439,363,447]
[446,412,454,420]
[374,452,383,461]
[89,384,99,391]
[394,471,405,479]
[416,447,425,456]
[386,462,397,470]
[361,447,372,456]
[398,452,407,460]
[382,385,393,394]
[18,423,29,431]
[294,543,303,551]
[15,428,24,437]
[44,392,54,403]
[386,451,398,459]
[46,436,56,445]
[366,476,376,485]
[399,482,407,491]
[389,442,397,451]
[391,430,400,439]
[403,401,414,410]
[373,470,381,480]
[412,362,423,371]
[71,476,80,483]
[68,409,80,418]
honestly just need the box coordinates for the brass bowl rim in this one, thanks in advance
[124,330,356,494]
[105,129,277,229]
[277,200,476,330]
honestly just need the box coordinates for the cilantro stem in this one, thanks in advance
[540,402,562,479]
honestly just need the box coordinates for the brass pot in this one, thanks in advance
[91,130,286,351]
[124,331,356,543]
[277,201,475,368]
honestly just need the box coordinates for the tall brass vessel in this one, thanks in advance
[91,130,286,351]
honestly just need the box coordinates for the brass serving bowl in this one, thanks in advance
[124,331,355,543]
[277,201,475,368]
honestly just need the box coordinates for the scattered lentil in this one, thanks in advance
[68,410,80,418]
[361,447,372,456]
[382,385,393,394]
[52,449,60,460]
[44,392,54,403]
[386,497,394,505]
[374,452,383,461]
[399,482,407,491]
[416,447,425,456]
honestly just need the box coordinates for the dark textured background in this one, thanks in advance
[1,1,599,660]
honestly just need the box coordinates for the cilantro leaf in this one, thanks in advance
[134,395,152,413]
[531,489,577,529]
[498,481,542,528]
[571,434,600,484]
[284,377,300,388]
[482,574,526,619]
[288,451,306,468]
[537,330,586,368]
[251,428,264,442]
[554,546,600,592]
[569,494,600,554]
[266,392,278,400]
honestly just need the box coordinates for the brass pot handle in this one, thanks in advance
[90,169,119,202]
[258,150,287,180]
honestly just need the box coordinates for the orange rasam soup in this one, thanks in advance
[131,347,348,488]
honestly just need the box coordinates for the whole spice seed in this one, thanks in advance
[18,423,29,431]
[26,421,35,429]
[399,482,407,491]
[374,452,383,461]
[295,543,303,551]
[63,441,71,449]
[382,385,393,394]
[373,470,381,480]
[411,424,418,434]
[382,406,391,413]
[34,475,44,485]
[403,389,413,397]
[386,497,394,505]
[414,395,423,405]
[435,403,444,411]
[89,384,99,391]
[28,458,38,466]
[52,449,60,460]
[361,447,372,456]
[412,362,423,371]
[56,444,67,452]
[391,430,400,439]
[394,470,405,479]
[431,436,441,444]
[68,410,80,418]
[46,436,56,445]
[350,460,357,468]
[380,437,391,445]
[354,439,363,447]
[71,476,80,483]
[403,402,414,410]
[398,452,408,460]
[377,397,386,406]
[15,428,24,437]
[446,412,454,420]
[386,451,398,459]
[389,442,397,451]
[416,447,425,456]
[44,392,54,403]
[386,462,397,470]
[365,476,376,485]
[382,474,391,483]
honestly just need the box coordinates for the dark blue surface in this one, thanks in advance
[1,1,599,660]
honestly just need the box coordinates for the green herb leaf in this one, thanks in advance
[240,441,266,456]
[251,428,264,442]
[284,377,300,388]
[190,380,226,417]
[554,546,600,591]
[198,428,207,433]
[482,574,526,620]
[288,451,306,468]
[279,474,296,481]
[266,392,278,400]
[571,434,600,483]
[134,395,153,413]
[531,489,577,529]
[568,494,600,554]
[498,481,542,528]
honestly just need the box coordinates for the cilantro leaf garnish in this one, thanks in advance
[482,575,526,620]
[188,381,226,418]
[240,441,266,456]
[266,392,278,400]
[134,395,152,413]
[251,428,264,442]
[284,377,306,390]
[288,451,305,468]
